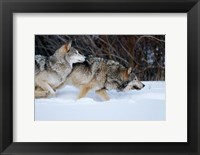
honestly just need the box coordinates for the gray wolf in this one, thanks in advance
[35,41,86,98]
[56,55,145,101]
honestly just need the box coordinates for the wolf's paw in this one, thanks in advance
[46,91,56,98]
[77,96,82,100]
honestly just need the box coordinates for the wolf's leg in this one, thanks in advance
[36,81,55,97]
[35,86,49,98]
[56,80,67,90]
[95,89,110,101]
[35,90,49,98]
[77,85,91,99]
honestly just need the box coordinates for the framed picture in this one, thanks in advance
[0,0,199,154]
[34,34,165,121]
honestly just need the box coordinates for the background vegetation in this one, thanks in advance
[35,35,165,81]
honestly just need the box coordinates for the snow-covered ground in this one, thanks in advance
[35,81,165,121]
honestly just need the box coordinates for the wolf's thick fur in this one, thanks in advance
[55,56,145,101]
[35,42,85,98]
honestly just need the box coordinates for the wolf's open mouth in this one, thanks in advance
[133,86,141,90]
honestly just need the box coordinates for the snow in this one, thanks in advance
[35,81,165,121]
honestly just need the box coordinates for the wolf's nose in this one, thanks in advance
[143,84,145,87]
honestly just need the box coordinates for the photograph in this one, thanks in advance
[35,35,165,121]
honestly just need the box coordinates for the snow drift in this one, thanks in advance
[35,81,165,121]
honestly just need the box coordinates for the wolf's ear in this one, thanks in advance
[67,40,72,49]
[127,67,132,75]
[63,40,72,52]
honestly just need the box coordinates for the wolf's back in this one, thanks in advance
[86,55,123,67]
[35,55,48,75]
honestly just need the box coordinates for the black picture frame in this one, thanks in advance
[0,0,200,154]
